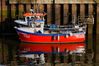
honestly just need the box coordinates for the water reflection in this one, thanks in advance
[17,42,85,65]
[19,42,85,54]
[1,37,95,66]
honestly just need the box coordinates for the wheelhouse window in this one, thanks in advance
[23,17,25,21]
[27,17,30,22]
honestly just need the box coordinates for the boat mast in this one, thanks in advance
[72,15,76,25]
[34,0,40,13]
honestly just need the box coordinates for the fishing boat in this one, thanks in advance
[14,8,86,43]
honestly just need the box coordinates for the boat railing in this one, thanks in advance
[44,27,86,32]
[44,24,86,29]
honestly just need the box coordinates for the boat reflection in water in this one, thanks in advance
[19,43,85,54]
[17,42,85,65]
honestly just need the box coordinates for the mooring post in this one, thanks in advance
[60,4,64,25]
[1,0,2,22]
[1,0,4,64]
[15,3,19,19]
[76,4,80,19]
[44,4,47,24]
[85,4,89,48]
[6,0,11,19]
[68,4,72,24]
[51,0,55,24]
[23,4,27,13]
[92,0,97,65]
[84,4,89,63]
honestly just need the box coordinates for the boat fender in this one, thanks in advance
[65,34,69,38]
[65,34,70,38]
[57,35,60,41]
[52,36,56,40]
[66,35,69,38]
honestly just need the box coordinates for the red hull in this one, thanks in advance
[17,32,85,43]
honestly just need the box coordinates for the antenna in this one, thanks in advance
[33,0,40,12]
[72,15,76,25]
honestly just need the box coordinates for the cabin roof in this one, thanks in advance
[34,13,46,16]
[23,13,46,17]
[23,13,33,17]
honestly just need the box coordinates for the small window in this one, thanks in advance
[35,23,41,27]
[27,17,29,22]
[21,17,25,21]
[31,17,34,21]
[36,25,41,28]
[27,17,32,22]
